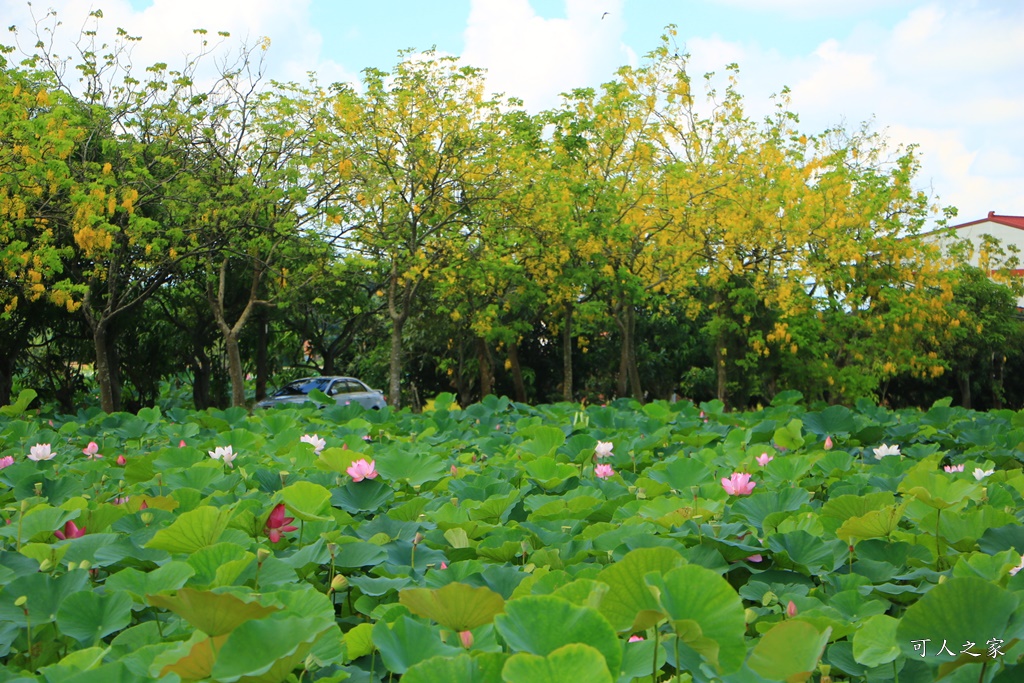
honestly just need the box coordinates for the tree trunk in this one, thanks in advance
[957,368,972,410]
[0,353,14,407]
[476,337,493,400]
[92,320,120,413]
[562,302,574,402]
[224,331,246,408]
[508,341,528,403]
[625,306,642,401]
[388,315,405,408]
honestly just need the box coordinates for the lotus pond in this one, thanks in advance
[2,390,1024,682]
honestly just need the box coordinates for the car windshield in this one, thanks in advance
[272,378,333,397]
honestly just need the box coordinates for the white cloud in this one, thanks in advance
[461,0,632,110]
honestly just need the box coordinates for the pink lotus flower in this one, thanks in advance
[179,440,186,448]
[82,442,101,459]
[28,443,54,461]
[116,455,127,466]
[824,436,833,450]
[264,503,298,543]
[746,554,763,563]
[594,441,614,458]
[721,472,756,496]
[0,456,13,470]
[346,458,378,482]
[440,562,448,570]
[628,635,645,642]
[594,464,614,479]
[756,453,773,467]
[944,464,964,473]
[787,600,798,618]
[112,496,129,505]
[300,434,326,454]
[54,520,86,540]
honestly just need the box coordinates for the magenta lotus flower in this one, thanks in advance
[756,453,773,467]
[594,464,614,479]
[82,441,101,459]
[944,464,964,473]
[346,458,378,482]
[628,635,645,642]
[594,441,614,458]
[721,472,756,496]
[0,456,13,470]
[824,436,833,450]
[264,503,298,542]
[28,443,54,461]
[54,520,86,540]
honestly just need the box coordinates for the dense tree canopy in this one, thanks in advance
[2,20,1021,413]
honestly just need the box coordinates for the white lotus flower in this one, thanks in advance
[28,443,54,461]
[872,443,901,460]
[301,434,326,454]
[594,441,614,458]
[209,445,236,467]
[973,467,994,481]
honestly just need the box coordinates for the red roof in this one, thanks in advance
[949,211,1024,231]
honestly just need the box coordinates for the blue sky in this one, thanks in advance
[4,0,1021,226]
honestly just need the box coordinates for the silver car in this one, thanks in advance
[257,376,387,410]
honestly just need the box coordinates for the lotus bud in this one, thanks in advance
[787,600,798,618]
[141,512,154,525]
[413,532,424,545]
[459,630,474,649]
[256,548,271,562]
[744,608,758,624]
[761,591,777,607]
[938,574,948,584]
[117,454,126,466]
[824,436,833,450]
[39,559,54,572]
[79,559,91,571]
[331,574,348,592]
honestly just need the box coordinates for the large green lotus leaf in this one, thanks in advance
[278,481,333,522]
[335,541,387,568]
[646,458,712,490]
[402,652,506,683]
[49,645,108,674]
[896,577,1019,665]
[747,620,831,682]
[375,449,449,486]
[144,506,230,554]
[61,533,122,567]
[56,590,133,644]
[595,546,686,632]
[773,419,806,450]
[211,614,335,683]
[518,425,566,459]
[522,457,578,489]
[0,388,36,416]
[349,575,413,597]
[644,564,746,675]
[898,472,980,510]
[331,478,395,513]
[493,595,621,676]
[551,579,608,611]
[952,549,1017,581]
[852,614,900,668]
[620,636,666,681]
[0,504,77,542]
[934,507,1018,545]
[0,569,88,626]
[153,630,227,681]
[802,405,857,436]
[730,488,811,531]
[147,588,280,636]
[836,502,909,544]
[106,562,195,602]
[763,455,815,484]
[399,582,505,631]
[372,615,463,674]
[766,530,842,575]
[343,622,374,660]
[502,643,613,683]
[186,543,253,587]
[820,492,896,523]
